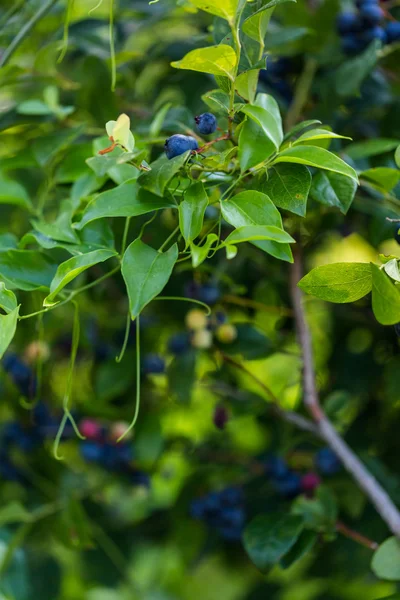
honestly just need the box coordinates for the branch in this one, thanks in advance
[336,521,379,551]
[219,352,320,436]
[290,244,400,538]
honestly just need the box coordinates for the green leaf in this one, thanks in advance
[360,167,400,192]
[298,263,372,303]
[0,503,31,527]
[171,45,237,80]
[179,182,209,245]
[122,240,178,319]
[238,117,275,171]
[383,259,400,283]
[216,323,272,360]
[264,25,309,49]
[243,513,304,573]
[371,263,400,325]
[371,537,400,581]
[235,70,259,103]
[335,40,380,97]
[261,164,311,217]
[138,153,190,197]
[243,7,274,44]
[0,174,32,210]
[189,0,245,22]
[310,171,357,215]
[292,486,337,532]
[0,283,17,313]
[395,145,400,169]
[201,89,230,113]
[345,138,400,160]
[274,146,359,182]
[255,93,283,138]
[293,128,351,146]
[0,307,19,359]
[44,249,117,306]
[190,234,219,268]
[0,250,57,291]
[76,181,176,229]
[221,190,293,262]
[240,104,283,150]
[280,530,317,569]
[283,119,322,142]
[223,225,295,245]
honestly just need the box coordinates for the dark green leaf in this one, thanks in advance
[292,486,337,532]
[239,117,275,171]
[345,138,400,160]
[0,174,32,210]
[299,263,372,303]
[179,182,209,245]
[138,153,189,197]
[280,530,317,569]
[244,513,304,573]
[310,171,357,215]
[0,250,57,291]
[335,40,380,97]
[122,240,178,319]
[261,164,311,216]
[274,146,358,182]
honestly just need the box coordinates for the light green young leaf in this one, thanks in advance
[371,263,400,325]
[138,152,190,197]
[383,259,400,283]
[240,104,283,149]
[223,225,295,245]
[371,537,400,581]
[179,183,209,245]
[44,249,117,306]
[221,190,293,262]
[122,240,178,319]
[201,89,230,113]
[360,167,400,192]
[283,119,322,142]
[345,138,400,160]
[298,263,372,303]
[0,306,19,359]
[274,146,358,182]
[171,45,237,81]
[310,171,357,215]
[190,234,219,268]
[235,70,259,103]
[105,113,135,152]
[76,181,176,229]
[293,129,351,146]
[244,513,304,573]
[243,7,274,44]
[0,502,31,527]
[261,164,311,217]
[189,0,245,23]
[0,283,17,313]
[255,93,283,141]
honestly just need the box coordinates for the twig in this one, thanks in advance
[194,134,230,155]
[336,521,379,551]
[290,244,400,538]
[219,351,320,436]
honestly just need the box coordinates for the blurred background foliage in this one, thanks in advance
[0,0,400,598]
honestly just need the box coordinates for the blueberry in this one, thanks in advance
[129,470,150,487]
[2,353,36,398]
[265,455,290,479]
[194,113,217,135]
[395,225,400,244]
[164,134,198,159]
[190,498,206,519]
[213,404,229,430]
[142,353,165,374]
[167,332,190,355]
[360,26,387,43]
[219,487,243,506]
[220,506,245,529]
[386,22,400,44]
[80,440,104,463]
[336,12,359,34]
[394,323,400,338]
[196,283,221,306]
[273,471,302,498]
[0,455,20,481]
[360,3,384,25]
[342,34,366,54]
[315,447,341,475]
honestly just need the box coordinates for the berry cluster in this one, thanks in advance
[337,0,400,55]
[190,487,246,541]
[79,418,149,485]
[164,112,217,159]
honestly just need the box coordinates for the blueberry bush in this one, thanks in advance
[1,0,400,598]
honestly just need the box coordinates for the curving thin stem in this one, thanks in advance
[154,296,211,316]
[116,310,131,363]
[117,314,141,442]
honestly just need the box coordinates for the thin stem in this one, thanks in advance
[0,0,59,67]
[154,296,212,316]
[109,0,116,91]
[194,134,230,154]
[219,351,319,436]
[120,216,131,256]
[284,57,318,131]
[158,225,179,252]
[116,310,131,363]
[117,314,140,442]
[336,521,379,551]
[290,244,400,537]
[58,0,74,63]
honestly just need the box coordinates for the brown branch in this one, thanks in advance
[290,244,400,538]
[336,521,379,551]
[219,351,320,436]
[194,134,230,155]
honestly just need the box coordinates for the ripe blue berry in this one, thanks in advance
[197,283,221,305]
[273,471,302,498]
[265,455,290,479]
[80,440,104,463]
[395,225,400,244]
[360,3,384,25]
[337,12,359,34]
[361,25,387,44]
[315,447,341,475]
[342,35,365,54]
[386,22,400,44]
[2,353,36,398]
[167,332,190,355]
[164,134,198,159]
[142,353,165,374]
[194,112,217,135]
